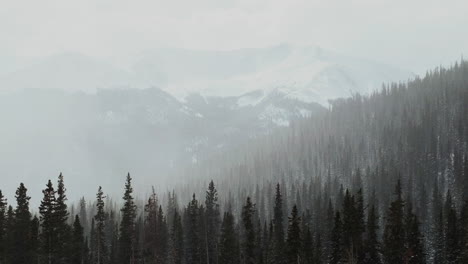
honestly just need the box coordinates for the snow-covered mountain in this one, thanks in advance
[0,45,414,199]
[0,44,413,105]
[138,44,413,105]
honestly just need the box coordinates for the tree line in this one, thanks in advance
[171,60,468,263]
[1,171,468,264]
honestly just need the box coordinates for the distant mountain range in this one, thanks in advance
[0,45,414,200]
[0,44,413,104]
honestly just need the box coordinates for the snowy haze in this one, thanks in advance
[0,0,467,204]
[1,0,467,74]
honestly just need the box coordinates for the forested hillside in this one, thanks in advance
[0,61,467,263]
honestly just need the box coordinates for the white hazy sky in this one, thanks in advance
[1,0,467,73]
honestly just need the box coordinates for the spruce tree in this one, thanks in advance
[94,186,107,264]
[219,211,240,264]
[13,183,33,264]
[4,205,15,263]
[119,173,137,264]
[186,194,200,264]
[272,183,285,263]
[144,188,158,262]
[39,179,57,263]
[197,204,208,264]
[31,215,40,264]
[341,189,356,262]
[0,190,7,262]
[205,180,220,264]
[71,215,86,264]
[242,196,256,264]
[169,210,184,264]
[383,179,406,264]
[329,211,343,264]
[157,205,168,264]
[79,197,89,235]
[285,205,301,264]
[55,173,71,263]
[363,205,380,264]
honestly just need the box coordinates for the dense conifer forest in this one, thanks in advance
[0,61,467,263]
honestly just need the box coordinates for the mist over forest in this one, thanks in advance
[1,1,468,264]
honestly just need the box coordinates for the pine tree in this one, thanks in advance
[169,210,184,264]
[55,173,71,263]
[329,211,343,264]
[219,211,240,264]
[363,205,380,264]
[13,183,33,264]
[3,205,15,263]
[272,183,285,263]
[119,173,137,264]
[0,190,7,262]
[71,215,86,264]
[31,215,40,264]
[109,216,120,264]
[383,179,406,264]
[355,188,365,261]
[197,204,208,264]
[341,189,356,262]
[79,197,89,235]
[242,196,257,264]
[94,186,107,264]
[285,205,301,264]
[144,188,158,262]
[186,194,200,264]
[39,179,57,263]
[205,180,220,264]
[157,205,168,264]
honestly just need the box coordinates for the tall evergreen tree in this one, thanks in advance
[169,210,184,264]
[55,173,71,264]
[285,205,301,264]
[0,190,7,263]
[13,183,33,264]
[71,215,86,264]
[157,205,168,264]
[219,211,240,264]
[383,179,406,264]
[272,183,285,263]
[144,188,158,263]
[119,173,137,264]
[185,194,200,264]
[329,211,343,264]
[31,215,40,264]
[205,180,220,264]
[94,186,107,264]
[242,196,257,264]
[3,205,15,263]
[39,179,57,263]
[79,197,88,234]
[363,205,380,264]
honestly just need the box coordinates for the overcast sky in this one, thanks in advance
[1,0,467,74]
